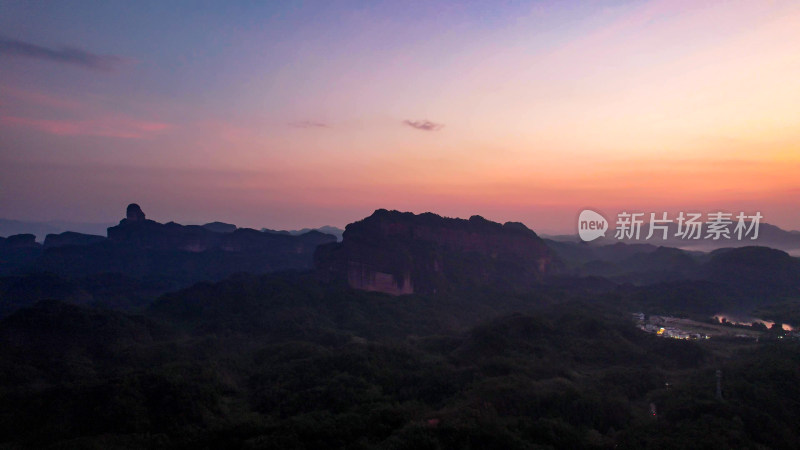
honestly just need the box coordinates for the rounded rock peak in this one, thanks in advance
[126,203,146,221]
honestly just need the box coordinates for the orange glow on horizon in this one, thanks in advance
[1,1,799,232]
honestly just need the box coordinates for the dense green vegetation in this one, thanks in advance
[2,226,800,449]
[1,274,799,449]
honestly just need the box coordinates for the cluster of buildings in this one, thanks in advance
[632,312,800,341]
[632,313,710,340]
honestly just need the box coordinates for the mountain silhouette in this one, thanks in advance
[315,209,561,294]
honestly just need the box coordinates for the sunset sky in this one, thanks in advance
[1,0,799,233]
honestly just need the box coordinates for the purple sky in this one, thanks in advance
[2,1,799,233]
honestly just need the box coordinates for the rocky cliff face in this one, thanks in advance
[315,209,561,295]
[126,203,146,221]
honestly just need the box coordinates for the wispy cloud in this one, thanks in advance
[289,120,329,129]
[0,37,127,72]
[1,115,171,139]
[1,85,83,109]
[403,119,444,131]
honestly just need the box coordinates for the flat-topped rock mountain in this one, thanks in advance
[202,222,237,233]
[315,209,561,295]
[0,234,42,274]
[43,231,106,249]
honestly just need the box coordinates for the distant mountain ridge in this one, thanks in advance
[2,206,799,324]
[0,217,345,242]
[262,225,344,241]
[1,204,338,285]
[545,221,800,253]
[0,219,114,242]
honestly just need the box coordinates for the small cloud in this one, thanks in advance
[289,120,328,129]
[403,119,443,131]
[0,37,128,72]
